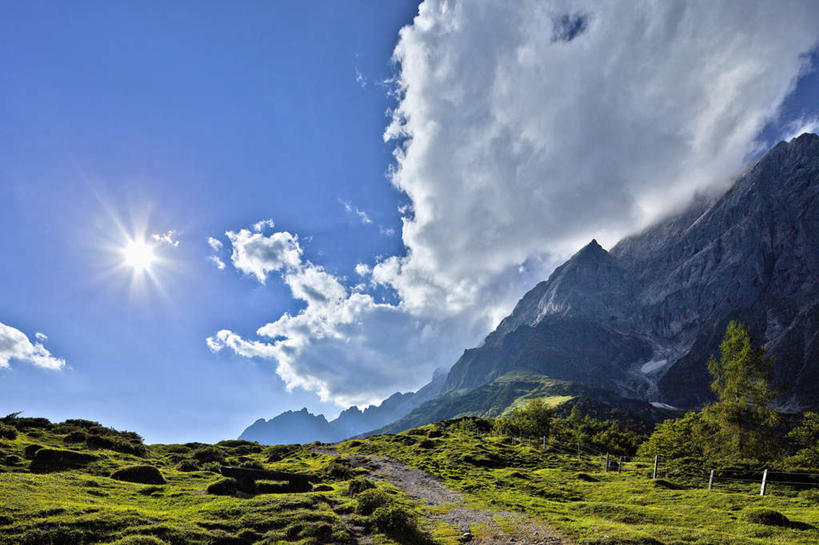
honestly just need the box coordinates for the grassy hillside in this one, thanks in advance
[1,416,818,544]
[374,370,673,435]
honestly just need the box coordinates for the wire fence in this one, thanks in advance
[488,433,819,496]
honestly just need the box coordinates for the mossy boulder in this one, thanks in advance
[111,465,166,485]
[744,508,790,526]
[23,444,43,459]
[207,477,238,495]
[29,448,97,472]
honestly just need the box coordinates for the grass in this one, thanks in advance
[1,416,818,544]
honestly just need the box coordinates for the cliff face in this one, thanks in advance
[445,134,819,408]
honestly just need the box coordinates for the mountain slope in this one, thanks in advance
[444,133,819,409]
[238,368,447,444]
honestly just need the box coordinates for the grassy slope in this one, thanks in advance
[339,422,819,545]
[2,419,818,545]
[375,370,673,435]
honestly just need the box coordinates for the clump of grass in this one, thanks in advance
[355,489,391,515]
[325,458,355,480]
[346,476,376,496]
[191,446,225,464]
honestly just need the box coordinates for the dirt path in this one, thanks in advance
[320,448,569,545]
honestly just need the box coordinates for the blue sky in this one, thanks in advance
[1,1,817,443]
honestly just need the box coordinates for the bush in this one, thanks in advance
[111,465,166,485]
[176,460,199,472]
[346,477,376,496]
[87,433,147,457]
[325,458,355,480]
[192,446,225,464]
[372,504,418,536]
[216,440,263,454]
[496,398,553,438]
[265,444,298,463]
[29,448,97,472]
[744,508,789,526]
[207,477,238,495]
[7,416,52,431]
[63,431,86,443]
[355,489,390,515]
[0,423,17,440]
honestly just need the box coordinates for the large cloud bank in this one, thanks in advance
[211,0,819,407]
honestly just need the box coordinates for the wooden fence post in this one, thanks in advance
[652,455,658,480]
[605,453,609,472]
[708,469,714,491]
[760,469,768,496]
[618,456,623,474]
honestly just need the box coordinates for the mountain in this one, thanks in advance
[238,367,447,444]
[384,133,819,431]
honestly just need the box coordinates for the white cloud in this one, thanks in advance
[341,200,373,225]
[209,255,226,270]
[210,1,819,408]
[208,221,480,406]
[354,66,368,88]
[0,323,65,370]
[34,332,47,342]
[252,218,276,232]
[376,0,819,320]
[783,115,819,141]
[207,237,223,251]
[226,227,303,283]
[152,230,180,247]
[355,263,372,277]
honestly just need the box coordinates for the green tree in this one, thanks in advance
[785,412,819,468]
[701,321,779,460]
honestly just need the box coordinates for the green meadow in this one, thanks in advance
[1,415,818,545]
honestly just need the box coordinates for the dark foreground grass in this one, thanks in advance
[2,417,818,544]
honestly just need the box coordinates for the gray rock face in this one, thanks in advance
[445,133,819,408]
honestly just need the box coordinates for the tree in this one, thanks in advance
[786,412,819,468]
[701,321,779,460]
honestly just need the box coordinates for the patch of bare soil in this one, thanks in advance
[364,455,570,544]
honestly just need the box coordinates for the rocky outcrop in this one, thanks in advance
[445,133,819,408]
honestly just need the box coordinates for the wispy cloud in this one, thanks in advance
[151,230,180,247]
[354,66,367,88]
[340,200,372,225]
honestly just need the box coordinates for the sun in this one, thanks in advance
[122,240,156,272]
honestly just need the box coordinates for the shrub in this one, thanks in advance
[29,448,97,472]
[355,489,390,515]
[192,446,225,464]
[63,431,86,443]
[207,477,238,495]
[346,477,376,496]
[325,458,355,480]
[111,465,166,485]
[7,416,52,431]
[216,440,263,454]
[176,460,199,472]
[418,439,435,449]
[744,508,789,526]
[87,433,147,457]
[0,423,17,440]
[372,504,418,537]
[265,444,298,463]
